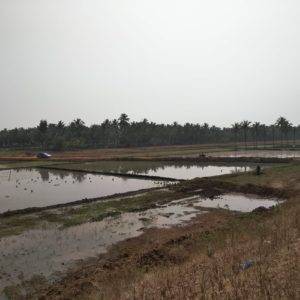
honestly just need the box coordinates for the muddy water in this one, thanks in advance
[0,202,204,292]
[0,169,164,213]
[0,192,281,293]
[174,194,281,212]
[61,161,254,180]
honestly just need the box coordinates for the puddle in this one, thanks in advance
[0,168,165,213]
[173,193,280,212]
[0,202,204,292]
[54,161,255,180]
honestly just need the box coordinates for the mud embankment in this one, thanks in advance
[173,178,290,199]
[0,187,164,218]
[113,156,293,164]
[0,155,294,164]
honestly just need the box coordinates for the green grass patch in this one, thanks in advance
[0,215,39,238]
[60,189,183,228]
[215,162,300,190]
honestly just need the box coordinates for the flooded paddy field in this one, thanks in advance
[49,161,256,180]
[0,160,61,170]
[0,168,165,213]
[207,150,300,158]
[175,194,281,212]
[0,160,291,298]
[0,190,280,294]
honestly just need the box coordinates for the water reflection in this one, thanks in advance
[70,161,255,180]
[39,168,50,181]
[0,169,163,213]
[35,168,87,182]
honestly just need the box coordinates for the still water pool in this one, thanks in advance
[0,168,164,213]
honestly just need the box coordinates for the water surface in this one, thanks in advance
[0,202,204,292]
[0,168,163,213]
[175,194,280,212]
[55,161,254,180]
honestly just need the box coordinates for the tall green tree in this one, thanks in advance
[37,120,48,148]
[252,122,260,149]
[231,123,240,151]
[275,117,292,148]
[240,120,251,150]
[118,114,130,145]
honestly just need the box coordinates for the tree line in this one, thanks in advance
[0,114,298,150]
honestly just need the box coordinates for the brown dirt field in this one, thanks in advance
[0,144,228,160]
[0,143,296,162]
[1,141,298,162]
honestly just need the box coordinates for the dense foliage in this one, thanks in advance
[0,115,298,150]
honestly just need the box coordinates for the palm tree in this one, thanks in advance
[252,122,260,149]
[57,121,65,130]
[240,120,251,150]
[231,123,240,151]
[260,124,267,149]
[118,113,130,129]
[275,117,292,148]
[118,114,130,145]
[270,125,276,149]
[37,119,48,148]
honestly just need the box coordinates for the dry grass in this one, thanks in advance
[0,142,276,161]
[92,201,299,300]
[218,162,300,192]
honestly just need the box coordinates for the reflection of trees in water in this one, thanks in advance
[38,169,50,181]
[96,161,251,175]
[98,162,201,175]
[72,172,86,182]
[37,168,86,182]
[48,169,67,180]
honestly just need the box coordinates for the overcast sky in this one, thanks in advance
[0,0,299,129]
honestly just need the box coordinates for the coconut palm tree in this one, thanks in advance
[293,126,296,150]
[57,121,65,130]
[37,119,48,148]
[275,117,292,148]
[270,125,276,149]
[240,120,251,150]
[252,122,260,149]
[260,124,267,149]
[231,123,240,151]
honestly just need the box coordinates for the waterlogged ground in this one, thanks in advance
[0,168,165,213]
[208,150,300,158]
[0,192,280,294]
[0,201,204,293]
[51,161,254,180]
[173,194,280,212]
